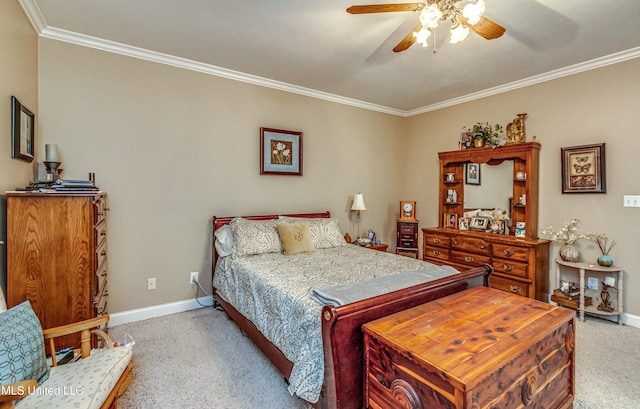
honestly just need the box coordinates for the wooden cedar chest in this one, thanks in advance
[363,286,575,409]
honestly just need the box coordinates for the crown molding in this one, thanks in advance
[19,0,640,118]
[406,46,640,117]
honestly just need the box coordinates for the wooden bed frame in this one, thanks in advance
[211,211,492,409]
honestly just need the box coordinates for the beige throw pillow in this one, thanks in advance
[277,221,316,255]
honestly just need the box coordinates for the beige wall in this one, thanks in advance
[0,0,38,295]
[405,58,640,317]
[37,38,406,312]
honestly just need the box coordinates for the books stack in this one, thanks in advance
[54,179,99,191]
[551,288,592,309]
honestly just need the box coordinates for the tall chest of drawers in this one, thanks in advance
[423,227,550,301]
[6,192,109,350]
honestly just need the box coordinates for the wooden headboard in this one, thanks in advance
[211,211,331,274]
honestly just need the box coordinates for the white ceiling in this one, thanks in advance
[20,0,640,115]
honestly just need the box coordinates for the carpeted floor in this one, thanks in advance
[108,305,640,409]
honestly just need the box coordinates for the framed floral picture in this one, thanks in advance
[465,163,480,185]
[561,143,605,193]
[260,127,303,176]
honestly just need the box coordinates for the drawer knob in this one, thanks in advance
[103,290,109,296]
[509,285,521,293]
[503,264,513,272]
[480,245,485,249]
[433,250,440,256]
[100,229,107,236]
[100,250,107,256]
[432,238,440,244]
[464,256,474,263]
[101,269,107,276]
[504,249,514,257]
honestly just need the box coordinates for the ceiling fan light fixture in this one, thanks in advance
[449,23,470,44]
[419,4,442,29]
[462,0,485,25]
[413,27,431,47]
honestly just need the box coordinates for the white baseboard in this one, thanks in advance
[108,296,213,327]
[622,312,640,328]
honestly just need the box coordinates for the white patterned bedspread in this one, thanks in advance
[213,244,450,403]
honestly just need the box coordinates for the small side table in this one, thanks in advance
[365,243,388,252]
[554,258,624,324]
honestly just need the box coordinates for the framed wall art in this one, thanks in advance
[260,127,303,175]
[465,162,480,185]
[561,143,606,193]
[11,96,35,162]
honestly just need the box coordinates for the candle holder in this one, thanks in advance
[44,161,62,182]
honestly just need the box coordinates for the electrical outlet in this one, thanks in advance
[190,272,198,284]
[623,195,640,207]
[147,277,156,290]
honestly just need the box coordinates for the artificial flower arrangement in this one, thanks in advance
[541,218,605,245]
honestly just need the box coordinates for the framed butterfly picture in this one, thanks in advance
[561,143,606,193]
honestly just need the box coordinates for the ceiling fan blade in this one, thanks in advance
[460,15,506,40]
[393,23,422,53]
[347,3,423,14]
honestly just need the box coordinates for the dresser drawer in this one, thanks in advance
[492,259,529,279]
[398,223,418,235]
[492,243,528,262]
[94,219,108,246]
[451,236,490,256]
[451,250,491,267]
[424,234,450,248]
[490,275,530,297]
[424,245,449,261]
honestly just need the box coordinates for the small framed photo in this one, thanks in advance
[561,143,605,193]
[11,96,35,162]
[458,218,469,230]
[443,213,458,228]
[469,216,489,230]
[515,221,526,237]
[465,163,480,185]
[459,132,472,150]
[260,127,303,175]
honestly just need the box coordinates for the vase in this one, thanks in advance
[473,138,485,148]
[597,253,613,267]
[559,244,580,262]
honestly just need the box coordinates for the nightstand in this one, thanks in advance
[396,220,419,258]
[365,243,388,252]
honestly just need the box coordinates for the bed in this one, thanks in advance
[211,211,492,409]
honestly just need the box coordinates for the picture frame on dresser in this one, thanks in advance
[260,127,303,176]
[465,162,480,185]
[11,96,35,162]
[561,143,605,193]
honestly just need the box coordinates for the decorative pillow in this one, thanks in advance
[281,217,346,249]
[230,217,283,257]
[214,224,234,257]
[277,221,316,255]
[0,300,49,385]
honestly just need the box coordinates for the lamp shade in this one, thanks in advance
[351,193,366,211]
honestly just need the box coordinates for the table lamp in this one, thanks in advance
[351,193,366,239]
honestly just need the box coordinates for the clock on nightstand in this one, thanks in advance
[399,200,416,221]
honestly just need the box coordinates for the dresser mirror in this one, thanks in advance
[464,161,513,213]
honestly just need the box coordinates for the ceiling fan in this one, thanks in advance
[347,0,505,52]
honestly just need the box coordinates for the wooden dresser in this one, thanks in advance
[6,192,109,350]
[423,227,550,301]
[363,286,575,409]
